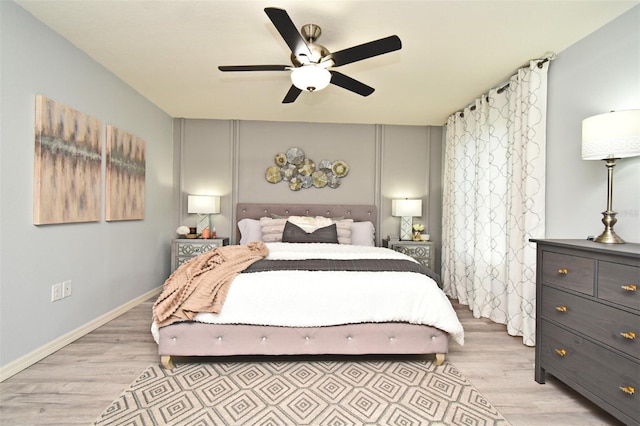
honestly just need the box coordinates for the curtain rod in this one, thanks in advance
[456,52,556,118]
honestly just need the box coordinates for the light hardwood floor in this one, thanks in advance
[0,298,622,425]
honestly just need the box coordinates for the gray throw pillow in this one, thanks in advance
[282,222,339,244]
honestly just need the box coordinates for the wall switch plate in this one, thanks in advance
[51,283,62,302]
[62,280,72,298]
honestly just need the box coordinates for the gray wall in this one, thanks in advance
[0,2,175,368]
[546,6,639,243]
[173,119,444,250]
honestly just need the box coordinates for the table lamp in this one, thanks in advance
[187,195,220,234]
[392,199,422,240]
[582,109,640,243]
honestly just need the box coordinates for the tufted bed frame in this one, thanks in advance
[157,203,449,369]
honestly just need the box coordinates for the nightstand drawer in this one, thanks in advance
[176,241,222,256]
[176,257,191,269]
[541,286,640,359]
[540,320,640,422]
[542,251,594,295]
[172,238,229,272]
[599,261,640,311]
[393,244,431,259]
[385,240,435,272]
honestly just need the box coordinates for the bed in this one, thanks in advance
[153,203,464,370]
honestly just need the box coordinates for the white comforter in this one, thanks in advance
[152,243,464,345]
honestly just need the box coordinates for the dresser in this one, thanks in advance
[383,240,435,271]
[171,237,229,271]
[532,239,639,426]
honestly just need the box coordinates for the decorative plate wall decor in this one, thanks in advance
[265,147,349,191]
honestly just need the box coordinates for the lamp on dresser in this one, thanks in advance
[392,199,422,241]
[187,195,220,235]
[582,109,640,243]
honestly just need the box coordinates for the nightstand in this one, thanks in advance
[383,239,435,271]
[171,237,229,271]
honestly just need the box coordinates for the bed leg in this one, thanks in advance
[161,355,175,370]
[434,353,446,366]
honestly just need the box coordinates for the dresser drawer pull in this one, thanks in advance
[620,386,635,395]
[555,306,568,313]
[555,349,567,357]
[620,331,637,340]
[557,268,568,275]
[621,284,637,292]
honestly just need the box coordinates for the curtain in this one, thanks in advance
[441,60,549,346]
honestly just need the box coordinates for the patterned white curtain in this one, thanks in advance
[442,60,549,346]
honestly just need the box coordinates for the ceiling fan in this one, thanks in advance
[218,7,402,103]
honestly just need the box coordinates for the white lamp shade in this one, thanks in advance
[582,109,640,160]
[187,195,220,214]
[291,66,331,92]
[392,199,422,217]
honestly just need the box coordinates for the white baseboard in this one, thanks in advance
[0,287,161,382]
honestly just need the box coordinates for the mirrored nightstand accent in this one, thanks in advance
[171,238,229,271]
[383,239,435,271]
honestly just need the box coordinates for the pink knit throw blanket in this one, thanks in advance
[153,241,268,327]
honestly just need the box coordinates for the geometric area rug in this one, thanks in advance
[93,358,511,425]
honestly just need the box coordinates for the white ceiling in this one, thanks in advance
[16,0,639,126]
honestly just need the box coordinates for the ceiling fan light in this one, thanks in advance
[291,66,331,92]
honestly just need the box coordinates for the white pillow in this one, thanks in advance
[286,216,353,244]
[238,218,262,244]
[260,217,287,242]
[350,221,375,246]
[287,215,333,232]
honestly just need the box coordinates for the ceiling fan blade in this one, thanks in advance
[218,65,289,72]
[329,71,375,97]
[282,85,302,103]
[264,7,313,59]
[330,35,402,67]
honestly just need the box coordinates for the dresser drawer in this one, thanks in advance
[540,320,640,422]
[541,286,640,359]
[542,251,594,295]
[599,261,640,312]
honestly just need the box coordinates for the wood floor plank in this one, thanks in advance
[0,298,623,425]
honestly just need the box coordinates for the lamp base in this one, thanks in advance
[400,216,413,240]
[195,214,210,235]
[593,210,625,244]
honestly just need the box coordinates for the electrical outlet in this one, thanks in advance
[51,283,62,302]
[62,280,72,298]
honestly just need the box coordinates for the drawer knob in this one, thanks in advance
[557,268,568,275]
[620,386,635,395]
[621,284,637,292]
[555,306,568,313]
[555,348,567,357]
[620,331,637,340]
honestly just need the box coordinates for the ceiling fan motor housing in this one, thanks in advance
[290,24,330,67]
[301,24,321,42]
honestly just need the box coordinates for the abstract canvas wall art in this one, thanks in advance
[105,125,146,221]
[33,95,102,225]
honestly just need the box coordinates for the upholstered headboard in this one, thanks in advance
[235,203,378,243]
